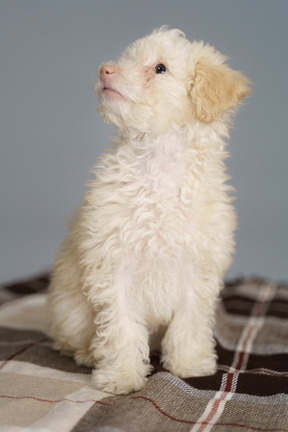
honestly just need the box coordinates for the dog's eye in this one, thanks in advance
[155,64,166,74]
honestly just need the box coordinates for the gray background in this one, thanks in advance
[1,0,287,284]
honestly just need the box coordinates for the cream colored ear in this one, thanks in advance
[191,59,251,123]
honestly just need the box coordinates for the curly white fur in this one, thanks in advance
[47,27,251,395]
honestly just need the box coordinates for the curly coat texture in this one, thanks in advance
[47,27,251,394]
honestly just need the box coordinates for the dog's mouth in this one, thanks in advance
[102,86,124,100]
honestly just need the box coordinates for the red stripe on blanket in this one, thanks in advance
[0,338,47,370]
[0,394,113,406]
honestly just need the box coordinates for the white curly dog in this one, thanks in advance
[47,27,250,395]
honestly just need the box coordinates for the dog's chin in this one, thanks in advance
[97,99,130,127]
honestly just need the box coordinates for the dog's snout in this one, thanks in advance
[100,65,117,79]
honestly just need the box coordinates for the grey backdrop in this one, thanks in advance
[1,0,287,284]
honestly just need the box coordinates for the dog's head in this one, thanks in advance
[95,27,251,132]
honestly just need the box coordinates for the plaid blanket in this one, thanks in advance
[0,275,287,432]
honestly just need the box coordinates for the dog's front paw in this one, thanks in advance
[91,368,148,395]
[162,329,218,378]
[162,352,217,378]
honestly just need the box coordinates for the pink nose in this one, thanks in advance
[100,65,117,79]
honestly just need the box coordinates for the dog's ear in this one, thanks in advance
[190,59,251,123]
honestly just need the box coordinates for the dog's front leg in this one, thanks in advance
[161,271,219,378]
[88,258,152,395]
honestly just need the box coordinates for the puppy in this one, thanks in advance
[47,27,250,395]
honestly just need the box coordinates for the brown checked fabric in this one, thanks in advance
[0,275,288,431]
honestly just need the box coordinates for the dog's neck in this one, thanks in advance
[112,121,229,153]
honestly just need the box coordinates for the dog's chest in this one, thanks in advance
[117,135,192,258]
[144,136,184,193]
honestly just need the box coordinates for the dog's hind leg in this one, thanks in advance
[47,243,95,363]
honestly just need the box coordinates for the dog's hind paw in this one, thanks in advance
[74,348,95,368]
